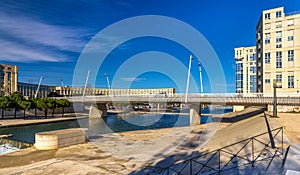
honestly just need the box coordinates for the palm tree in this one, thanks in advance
[0,96,11,119]
[9,92,25,119]
[36,98,48,118]
[57,99,71,117]
[19,100,32,119]
[47,98,57,117]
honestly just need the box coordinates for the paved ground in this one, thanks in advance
[0,113,88,128]
[274,112,300,143]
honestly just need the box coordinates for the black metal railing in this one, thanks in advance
[146,127,287,175]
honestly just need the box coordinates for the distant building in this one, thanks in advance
[235,46,257,93]
[55,86,176,96]
[256,7,300,93]
[0,64,18,95]
[18,82,56,98]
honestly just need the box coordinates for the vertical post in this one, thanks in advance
[34,76,44,98]
[198,61,203,93]
[297,80,299,93]
[105,73,111,96]
[82,70,91,101]
[60,77,66,97]
[273,79,277,117]
[264,112,275,148]
[252,138,254,167]
[185,55,193,103]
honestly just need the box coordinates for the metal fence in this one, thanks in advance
[146,127,287,175]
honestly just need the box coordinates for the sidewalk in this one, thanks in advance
[283,144,300,174]
[0,113,88,128]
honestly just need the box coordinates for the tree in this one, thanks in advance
[9,92,25,119]
[57,99,71,117]
[47,98,57,117]
[30,98,39,118]
[0,96,11,119]
[36,98,48,118]
[19,100,32,119]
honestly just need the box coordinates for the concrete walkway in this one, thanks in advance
[283,144,300,174]
[0,113,88,128]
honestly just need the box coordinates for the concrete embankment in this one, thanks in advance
[0,114,88,128]
[213,106,266,122]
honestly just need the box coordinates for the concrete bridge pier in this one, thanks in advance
[190,104,201,126]
[89,103,107,118]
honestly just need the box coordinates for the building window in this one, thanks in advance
[276,11,282,18]
[288,36,294,41]
[287,19,294,26]
[250,66,256,73]
[250,75,256,93]
[236,63,243,72]
[288,50,294,61]
[265,23,271,30]
[265,33,270,44]
[250,54,256,61]
[288,76,294,88]
[276,31,282,43]
[276,44,282,48]
[265,13,270,20]
[276,51,282,68]
[276,74,282,88]
[276,21,282,28]
[265,53,271,63]
[265,79,271,83]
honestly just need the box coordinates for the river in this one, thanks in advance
[0,107,232,145]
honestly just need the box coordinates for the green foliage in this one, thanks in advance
[36,98,48,118]
[9,92,25,119]
[47,98,57,117]
[0,96,11,118]
[57,99,71,117]
[19,100,32,119]
[0,95,71,119]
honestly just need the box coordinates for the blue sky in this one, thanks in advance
[0,0,300,93]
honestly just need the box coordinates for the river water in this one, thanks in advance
[0,107,232,147]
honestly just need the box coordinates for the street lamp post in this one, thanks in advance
[198,61,203,93]
[297,79,299,93]
[34,76,44,98]
[185,55,193,103]
[273,79,277,117]
[82,70,91,101]
[105,73,111,96]
[60,77,66,97]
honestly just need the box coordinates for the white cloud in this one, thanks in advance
[0,39,69,62]
[0,11,91,62]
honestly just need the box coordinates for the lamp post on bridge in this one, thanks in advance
[82,70,91,101]
[105,73,111,96]
[185,55,193,103]
[198,61,203,93]
[34,76,44,98]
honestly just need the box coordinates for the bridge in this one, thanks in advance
[58,93,300,126]
[63,93,300,106]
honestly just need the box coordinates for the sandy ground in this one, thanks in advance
[0,110,298,174]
